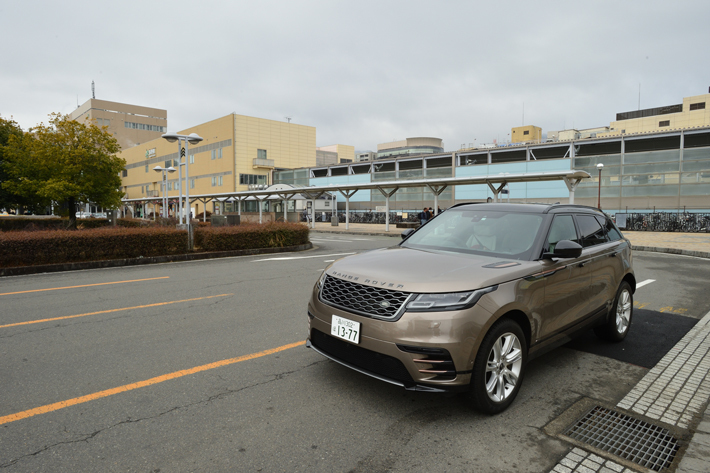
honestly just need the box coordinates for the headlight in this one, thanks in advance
[316,270,328,290]
[406,286,497,312]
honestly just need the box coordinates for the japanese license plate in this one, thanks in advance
[331,315,361,344]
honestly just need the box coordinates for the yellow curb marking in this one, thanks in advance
[0,277,170,296]
[0,340,305,425]
[0,294,232,329]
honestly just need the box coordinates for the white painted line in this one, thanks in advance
[310,239,354,243]
[636,279,656,289]
[324,260,335,262]
[253,253,356,262]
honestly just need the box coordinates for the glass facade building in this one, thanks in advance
[273,129,710,214]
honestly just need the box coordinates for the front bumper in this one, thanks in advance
[307,286,496,392]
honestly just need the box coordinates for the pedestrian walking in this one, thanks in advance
[419,207,428,225]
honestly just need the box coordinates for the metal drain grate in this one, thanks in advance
[564,406,679,471]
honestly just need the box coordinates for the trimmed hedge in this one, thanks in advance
[0,217,110,232]
[0,227,186,267]
[0,222,310,268]
[195,222,309,251]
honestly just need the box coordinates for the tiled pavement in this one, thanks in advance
[547,310,710,472]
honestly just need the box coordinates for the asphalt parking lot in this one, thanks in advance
[1,234,709,472]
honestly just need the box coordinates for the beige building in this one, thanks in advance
[316,144,355,165]
[377,137,444,159]
[70,98,167,150]
[120,113,316,216]
[511,125,542,144]
[599,93,710,138]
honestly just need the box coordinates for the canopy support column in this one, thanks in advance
[426,184,448,215]
[338,189,358,230]
[563,177,583,205]
[376,186,399,232]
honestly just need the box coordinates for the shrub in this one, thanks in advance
[195,222,309,252]
[0,227,187,267]
[0,222,310,268]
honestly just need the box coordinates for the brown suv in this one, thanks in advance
[306,203,635,414]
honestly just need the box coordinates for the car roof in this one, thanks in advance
[449,202,606,216]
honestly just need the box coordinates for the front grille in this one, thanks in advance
[320,275,412,319]
[311,329,414,385]
[564,406,679,471]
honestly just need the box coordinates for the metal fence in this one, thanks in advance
[616,212,710,233]
[301,211,422,224]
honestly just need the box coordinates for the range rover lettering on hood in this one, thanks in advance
[329,270,405,289]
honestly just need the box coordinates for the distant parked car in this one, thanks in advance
[92,212,107,219]
[75,211,91,219]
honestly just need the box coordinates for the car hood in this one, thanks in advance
[324,246,543,293]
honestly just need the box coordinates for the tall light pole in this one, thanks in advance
[153,166,176,217]
[162,133,204,226]
[597,163,604,210]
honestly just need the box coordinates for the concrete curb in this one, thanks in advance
[631,245,710,259]
[311,229,403,238]
[0,242,313,277]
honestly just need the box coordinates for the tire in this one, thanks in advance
[469,318,527,415]
[594,281,633,342]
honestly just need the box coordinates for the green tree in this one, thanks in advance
[2,113,125,227]
[0,115,35,213]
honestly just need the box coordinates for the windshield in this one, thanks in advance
[401,209,544,260]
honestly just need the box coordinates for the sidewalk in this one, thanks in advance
[310,221,710,259]
[311,221,710,472]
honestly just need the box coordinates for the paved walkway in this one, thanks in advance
[309,221,710,472]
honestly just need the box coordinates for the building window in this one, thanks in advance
[523,130,530,135]
[167,182,172,191]
[690,102,706,111]
[122,169,128,177]
[124,122,167,132]
[258,149,267,159]
[189,154,194,164]
[145,164,149,173]
[659,120,670,127]
[239,173,267,185]
[190,178,195,189]
[218,176,223,186]
[211,177,216,186]
[217,148,222,159]
[211,150,216,160]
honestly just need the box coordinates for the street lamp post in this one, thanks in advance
[153,166,176,217]
[597,163,604,210]
[162,133,204,226]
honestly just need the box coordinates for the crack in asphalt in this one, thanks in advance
[0,359,327,469]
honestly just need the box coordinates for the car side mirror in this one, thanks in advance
[542,240,583,259]
[401,228,414,240]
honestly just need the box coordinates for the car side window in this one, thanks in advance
[595,215,622,241]
[577,215,609,247]
[546,215,578,253]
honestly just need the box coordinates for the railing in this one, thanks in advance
[617,212,710,233]
[301,211,422,224]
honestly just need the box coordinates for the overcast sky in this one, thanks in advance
[2,1,709,151]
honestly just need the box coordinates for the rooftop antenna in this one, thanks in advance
[92,80,95,99]
[285,116,291,123]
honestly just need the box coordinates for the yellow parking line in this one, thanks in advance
[0,294,233,329]
[0,340,305,425]
[0,277,170,296]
